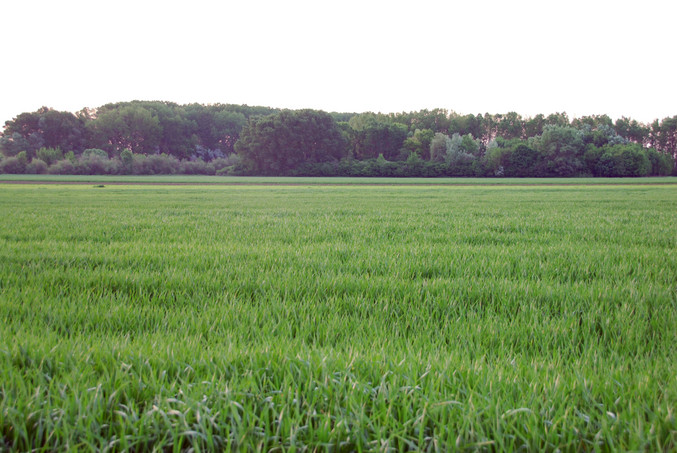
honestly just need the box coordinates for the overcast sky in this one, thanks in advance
[1,0,675,127]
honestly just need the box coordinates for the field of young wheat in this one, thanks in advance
[1,182,675,451]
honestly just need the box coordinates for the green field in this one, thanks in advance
[1,174,676,185]
[1,183,676,451]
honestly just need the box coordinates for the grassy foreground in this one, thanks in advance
[0,184,675,451]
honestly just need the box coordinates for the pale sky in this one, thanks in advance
[1,0,676,128]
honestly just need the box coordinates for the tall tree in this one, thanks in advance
[1,107,86,157]
[544,112,570,128]
[88,105,162,155]
[448,113,483,141]
[571,114,613,130]
[429,133,450,162]
[497,112,525,140]
[235,109,347,175]
[408,109,451,133]
[524,114,546,138]
[402,129,434,159]
[649,116,677,168]
[614,117,649,146]
[531,125,585,176]
[347,113,408,160]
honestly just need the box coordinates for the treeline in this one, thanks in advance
[1,101,675,176]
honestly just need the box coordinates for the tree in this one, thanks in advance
[120,148,133,174]
[0,132,32,157]
[37,108,87,151]
[235,109,347,175]
[531,125,585,176]
[480,113,500,144]
[497,112,525,140]
[1,107,86,157]
[483,139,540,177]
[88,105,162,155]
[507,144,540,177]
[650,116,677,169]
[449,113,483,140]
[460,134,480,156]
[408,109,451,133]
[0,151,28,173]
[402,129,434,159]
[645,147,674,175]
[36,147,63,165]
[544,112,570,128]
[524,114,546,138]
[581,124,627,148]
[444,133,479,175]
[583,145,605,175]
[429,133,450,162]
[127,101,196,158]
[346,114,408,161]
[571,114,613,131]
[595,144,650,177]
[614,117,649,146]
[184,104,247,158]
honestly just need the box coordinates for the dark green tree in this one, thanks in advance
[120,148,133,174]
[531,125,585,176]
[402,129,435,159]
[1,107,86,157]
[497,112,525,140]
[88,105,162,155]
[184,104,247,157]
[449,113,484,142]
[614,117,649,146]
[346,114,408,161]
[524,114,546,138]
[595,144,650,177]
[649,116,677,170]
[235,109,347,175]
[507,144,540,177]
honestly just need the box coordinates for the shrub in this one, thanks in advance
[106,158,123,175]
[181,159,215,175]
[36,147,64,166]
[25,158,48,174]
[546,156,585,177]
[78,155,113,175]
[293,161,341,177]
[0,156,26,174]
[82,149,109,159]
[132,154,181,175]
[212,155,240,172]
[48,159,75,175]
[131,155,147,174]
[421,162,447,177]
[397,153,425,177]
[119,149,133,174]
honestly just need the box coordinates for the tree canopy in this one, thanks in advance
[236,110,346,175]
[1,101,675,177]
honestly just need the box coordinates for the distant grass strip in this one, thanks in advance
[1,173,676,185]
